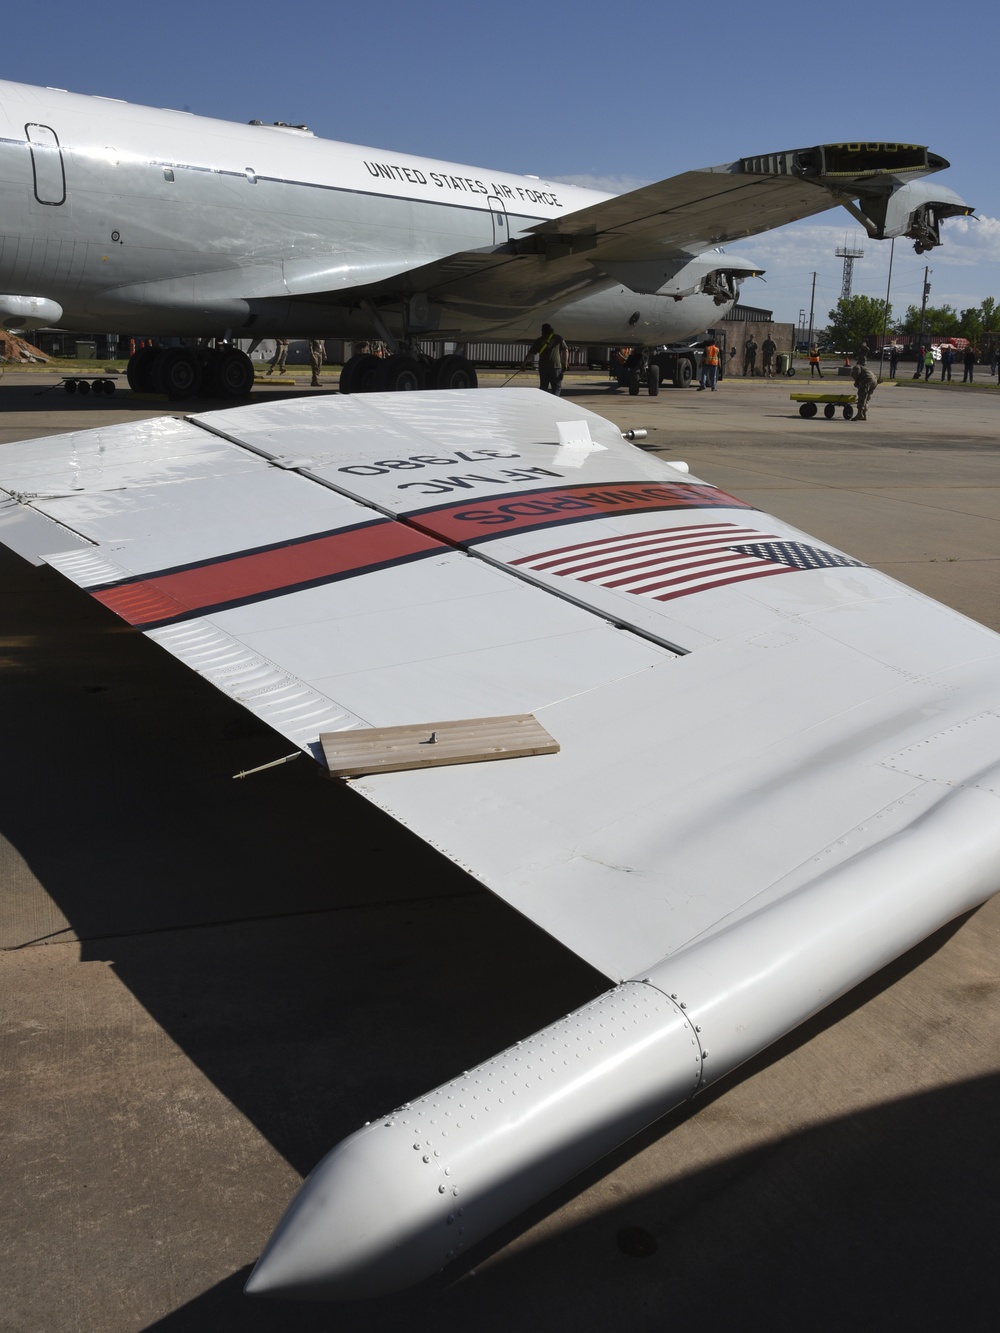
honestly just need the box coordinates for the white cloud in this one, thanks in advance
[928,214,1000,267]
[550,172,651,195]
[720,216,1000,322]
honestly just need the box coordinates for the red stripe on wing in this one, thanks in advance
[92,522,442,627]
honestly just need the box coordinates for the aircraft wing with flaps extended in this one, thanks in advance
[303,142,971,314]
[2,389,1000,1299]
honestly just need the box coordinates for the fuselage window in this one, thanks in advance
[245,167,257,185]
[163,167,175,182]
[26,123,66,206]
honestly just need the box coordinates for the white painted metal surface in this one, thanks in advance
[3,389,1000,1301]
[5,389,1000,976]
[246,981,702,1299]
[1,81,969,346]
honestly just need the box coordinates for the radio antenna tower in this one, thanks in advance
[836,237,865,301]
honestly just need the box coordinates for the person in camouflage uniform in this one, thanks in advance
[852,361,878,421]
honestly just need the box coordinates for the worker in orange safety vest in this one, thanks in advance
[699,339,721,391]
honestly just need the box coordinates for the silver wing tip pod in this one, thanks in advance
[245,980,704,1301]
[247,762,1000,1302]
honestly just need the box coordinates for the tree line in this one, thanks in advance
[825,295,1000,351]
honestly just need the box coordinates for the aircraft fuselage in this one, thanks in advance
[0,81,742,345]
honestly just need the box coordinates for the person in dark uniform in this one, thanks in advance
[743,336,758,377]
[761,335,776,377]
[309,339,325,386]
[963,344,977,382]
[267,339,288,374]
[521,323,569,395]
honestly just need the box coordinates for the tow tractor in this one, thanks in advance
[610,341,705,395]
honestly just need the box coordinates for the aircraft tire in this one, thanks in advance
[206,347,254,399]
[153,347,204,400]
[126,346,160,393]
[647,364,660,396]
[339,353,381,394]
[627,369,640,396]
[338,353,362,393]
[433,355,478,390]
[377,354,427,392]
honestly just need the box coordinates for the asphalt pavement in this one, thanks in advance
[2,366,999,1332]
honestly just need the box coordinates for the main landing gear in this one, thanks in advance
[126,345,255,400]
[339,351,478,394]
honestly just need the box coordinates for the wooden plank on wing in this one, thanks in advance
[321,714,559,778]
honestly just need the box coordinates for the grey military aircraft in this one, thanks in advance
[0,79,972,397]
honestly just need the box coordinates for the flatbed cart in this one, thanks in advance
[791,391,855,419]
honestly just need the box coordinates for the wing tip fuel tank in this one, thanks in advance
[247,767,1000,1301]
[245,981,703,1300]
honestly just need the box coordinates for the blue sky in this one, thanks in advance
[4,0,997,328]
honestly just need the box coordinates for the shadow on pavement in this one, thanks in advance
[144,1072,1000,1332]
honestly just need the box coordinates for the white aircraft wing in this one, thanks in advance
[3,388,998,983]
[527,142,966,254]
[3,390,1000,1297]
[323,142,971,315]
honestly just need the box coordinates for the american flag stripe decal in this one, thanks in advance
[510,524,865,602]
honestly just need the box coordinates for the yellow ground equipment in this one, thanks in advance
[791,392,855,420]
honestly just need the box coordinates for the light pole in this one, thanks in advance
[916,267,931,352]
[878,237,895,383]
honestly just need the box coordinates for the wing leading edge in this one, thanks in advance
[309,142,971,316]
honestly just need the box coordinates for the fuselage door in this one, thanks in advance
[26,124,66,206]
[488,196,509,246]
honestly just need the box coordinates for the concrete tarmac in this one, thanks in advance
[2,368,999,1332]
